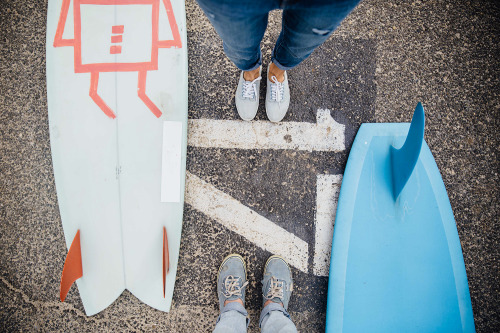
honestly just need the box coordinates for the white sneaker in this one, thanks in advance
[265,64,290,123]
[235,67,262,121]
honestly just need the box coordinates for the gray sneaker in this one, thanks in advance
[262,255,293,310]
[217,254,249,311]
[235,67,262,121]
[265,64,290,122]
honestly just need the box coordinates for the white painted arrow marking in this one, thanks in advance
[188,109,345,152]
[185,171,309,273]
[313,174,342,277]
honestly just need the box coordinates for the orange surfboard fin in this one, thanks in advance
[60,230,83,302]
[163,226,170,298]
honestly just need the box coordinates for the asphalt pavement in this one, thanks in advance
[0,0,499,332]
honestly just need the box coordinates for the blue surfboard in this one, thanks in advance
[326,104,475,332]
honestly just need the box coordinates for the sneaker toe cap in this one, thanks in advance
[236,103,258,121]
[219,256,246,279]
[266,102,289,122]
[265,257,292,281]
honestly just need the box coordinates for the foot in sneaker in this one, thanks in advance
[217,254,249,311]
[235,67,262,121]
[262,255,293,310]
[265,63,290,123]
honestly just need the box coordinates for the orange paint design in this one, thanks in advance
[53,0,74,47]
[89,72,116,118]
[163,226,169,298]
[111,35,123,43]
[53,0,183,118]
[60,230,83,302]
[157,0,182,48]
[111,25,125,34]
[110,45,122,54]
[138,71,162,118]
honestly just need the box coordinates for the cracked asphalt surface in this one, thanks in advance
[1,0,499,332]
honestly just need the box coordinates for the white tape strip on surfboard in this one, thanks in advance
[161,121,183,203]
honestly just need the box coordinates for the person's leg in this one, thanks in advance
[260,303,297,333]
[271,0,362,74]
[265,0,361,122]
[195,0,274,73]
[196,0,278,120]
[213,301,248,333]
[259,256,297,333]
[213,254,250,333]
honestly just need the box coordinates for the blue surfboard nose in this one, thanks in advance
[326,103,475,332]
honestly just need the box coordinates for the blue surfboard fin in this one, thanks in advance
[391,103,425,199]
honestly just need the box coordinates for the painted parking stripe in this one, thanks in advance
[188,109,345,152]
[185,171,309,273]
[313,174,342,276]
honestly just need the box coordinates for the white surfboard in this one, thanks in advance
[46,0,187,315]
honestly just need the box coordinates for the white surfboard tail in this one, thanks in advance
[60,225,176,315]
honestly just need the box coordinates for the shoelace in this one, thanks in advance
[270,76,284,103]
[242,76,262,99]
[265,276,285,301]
[222,275,249,298]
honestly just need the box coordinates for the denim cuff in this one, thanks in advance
[216,301,250,328]
[222,301,248,316]
[240,50,262,72]
[259,302,291,328]
[270,56,294,71]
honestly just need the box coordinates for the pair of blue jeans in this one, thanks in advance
[196,0,362,71]
[213,302,297,333]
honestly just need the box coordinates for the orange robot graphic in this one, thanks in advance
[54,0,182,119]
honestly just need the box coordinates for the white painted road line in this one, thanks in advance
[313,174,342,276]
[185,171,309,273]
[188,109,345,152]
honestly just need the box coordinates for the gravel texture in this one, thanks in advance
[0,0,498,331]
